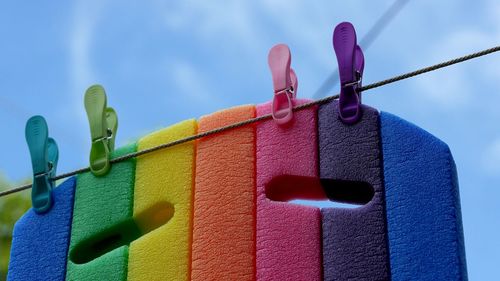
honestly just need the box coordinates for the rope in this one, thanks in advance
[1,44,499,198]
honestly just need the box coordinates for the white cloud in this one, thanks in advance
[405,0,500,111]
[258,1,333,65]
[54,0,109,165]
[66,0,107,127]
[482,138,500,176]
[159,1,354,72]
[412,27,499,110]
[157,1,357,101]
[482,0,500,81]
[170,60,225,108]
[414,61,471,109]
[162,1,262,51]
[258,1,368,75]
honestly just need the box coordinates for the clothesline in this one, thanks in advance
[1,44,499,198]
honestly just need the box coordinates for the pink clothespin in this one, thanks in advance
[268,44,298,125]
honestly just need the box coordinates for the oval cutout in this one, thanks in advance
[266,175,374,208]
[70,201,174,264]
[321,179,374,205]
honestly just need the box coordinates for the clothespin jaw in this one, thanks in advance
[333,22,365,124]
[25,115,59,214]
[84,85,118,176]
[268,44,298,125]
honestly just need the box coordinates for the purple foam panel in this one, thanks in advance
[318,101,390,280]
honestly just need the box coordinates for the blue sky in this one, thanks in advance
[0,0,499,279]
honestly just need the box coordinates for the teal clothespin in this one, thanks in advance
[84,84,118,176]
[25,115,59,214]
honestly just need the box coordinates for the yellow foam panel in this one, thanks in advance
[127,119,197,281]
[191,105,256,280]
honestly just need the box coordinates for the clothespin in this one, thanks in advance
[333,22,365,124]
[84,84,118,176]
[268,44,298,125]
[25,116,59,213]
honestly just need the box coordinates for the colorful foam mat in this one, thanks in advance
[8,101,467,281]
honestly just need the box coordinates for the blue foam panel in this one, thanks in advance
[380,112,467,280]
[7,177,76,281]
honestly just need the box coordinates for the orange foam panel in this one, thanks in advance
[192,105,256,281]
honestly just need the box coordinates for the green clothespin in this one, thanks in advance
[84,85,118,176]
[25,116,59,213]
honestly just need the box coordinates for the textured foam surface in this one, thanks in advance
[318,101,390,281]
[381,112,467,281]
[66,144,137,281]
[192,106,256,281]
[7,177,76,281]
[256,99,322,281]
[318,101,389,280]
[127,120,197,281]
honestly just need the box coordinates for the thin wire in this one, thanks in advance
[313,0,410,99]
[358,0,411,49]
[1,44,500,198]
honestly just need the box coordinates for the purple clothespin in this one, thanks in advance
[268,44,298,125]
[333,22,365,124]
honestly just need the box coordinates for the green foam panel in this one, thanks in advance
[66,143,137,281]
